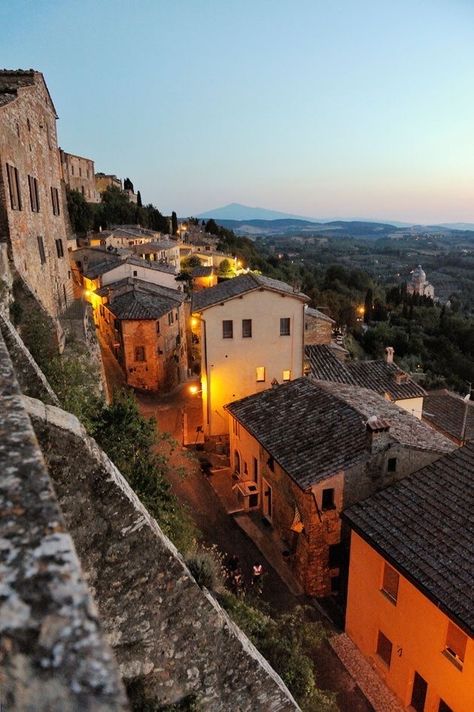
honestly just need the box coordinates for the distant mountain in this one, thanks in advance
[196,203,319,222]
[438,223,474,231]
[212,218,403,239]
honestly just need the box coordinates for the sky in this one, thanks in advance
[1,0,474,223]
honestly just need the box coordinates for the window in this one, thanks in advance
[168,311,174,325]
[37,236,46,265]
[232,418,240,437]
[267,455,275,472]
[71,164,74,176]
[444,621,467,668]
[252,457,258,482]
[256,366,265,382]
[376,631,392,667]
[282,369,291,381]
[133,270,138,277]
[242,319,252,338]
[438,701,454,712]
[387,457,397,472]
[234,450,241,474]
[51,187,60,215]
[222,320,233,338]
[410,672,428,712]
[134,346,146,362]
[6,164,22,210]
[381,563,399,603]
[156,320,160,334]
[280,317,291,336]
[55,239,64,258]
[321,488,335,510]
[28,175,40,212]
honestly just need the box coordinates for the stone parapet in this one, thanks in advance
[0,330,128,711]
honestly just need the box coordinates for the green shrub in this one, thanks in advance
[220,594,338,712]
[186,546,226,591]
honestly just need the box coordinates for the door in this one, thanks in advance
[262,479,272,521]
[410,672,428,712]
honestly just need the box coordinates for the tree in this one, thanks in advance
[181,255,203,272]
[205,218,219,236]
[364,288,373,324]
[66,188,93,235]
[137,190,142,208]
[171,211,178,236]
[217,258,236,278]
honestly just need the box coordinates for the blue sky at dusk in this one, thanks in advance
[1,0,473,223]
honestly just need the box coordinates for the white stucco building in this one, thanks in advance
[191,274,309,436]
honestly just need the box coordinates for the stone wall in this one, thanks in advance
[25,397,300,711]
[304,312,333,346]
[0,330,128,711]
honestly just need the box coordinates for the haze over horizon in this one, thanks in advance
[2,0,473,224]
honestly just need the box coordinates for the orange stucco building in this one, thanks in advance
[343,444,474,712]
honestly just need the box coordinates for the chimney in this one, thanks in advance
[385,346,394,364]
[366,416,391,454]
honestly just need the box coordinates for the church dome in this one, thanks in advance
[412,265,426,283]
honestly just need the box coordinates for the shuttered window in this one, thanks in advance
[37,236,46,265]
[376,630,392,667]
[51,187,60,215]
[6,164,22,210]
[28,175,40,212]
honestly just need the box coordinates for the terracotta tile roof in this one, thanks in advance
[423,390,474,443]
[82,260,122,279]
[191,266,214,277]
[305,307,335,323]
[343,442,474,636]
[192,273,308,312]
[105,280,184,321]
[226,378,452,490]
[132,240,178,252]
[305,345,426,400]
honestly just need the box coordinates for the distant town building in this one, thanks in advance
[305,344,426,418]
[59,149,100,202]
[407,264,434,299]
[191,274,309,436]
[88,226,160,249]
[92,278,187,391]
[0,69,72,316]
[226,378,454,597]
[131,239,180,270]
[343,443,474,712]
[80,255,179,295]
[95,172,122,193]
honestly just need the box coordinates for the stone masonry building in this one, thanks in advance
[0,69,72,317]
[226,378,454,597]
[59,148,100,203]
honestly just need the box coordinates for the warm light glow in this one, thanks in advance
[357,305,365,316]
[191,317,199,328]
[84,289,92,298]
[189,384,199,395]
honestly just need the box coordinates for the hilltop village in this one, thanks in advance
[0,69,473,712]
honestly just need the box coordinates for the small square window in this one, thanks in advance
[223,320,233,338]
[280,317,291,336]
[135,346,146,362]
[256,366,265,382]
[282,369,291,381]
[321,488,335,510]
[242,319,252,338]
[381,563,399,603]
[376,631,392,667]
[388,457,397,472]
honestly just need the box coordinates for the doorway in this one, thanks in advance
[262,479,272,521]
[410,671,428,712]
